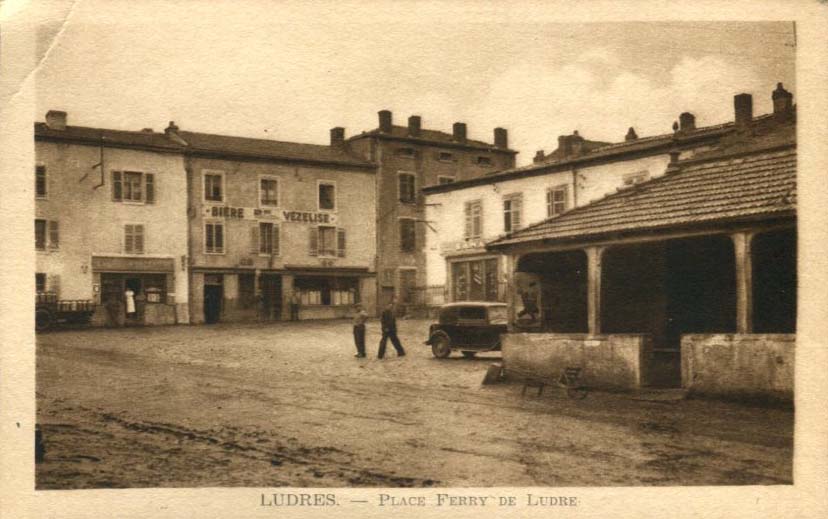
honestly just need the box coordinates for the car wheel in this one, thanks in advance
[461,351,476,359]
[35,308,52,332]
[431,333,452,359]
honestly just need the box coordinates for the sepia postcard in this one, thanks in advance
[1,1,827,518]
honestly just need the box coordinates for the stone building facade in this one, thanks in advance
[34,111,190,326]
[346,111,517,311]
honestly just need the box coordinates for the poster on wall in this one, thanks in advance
[513,271,542,329]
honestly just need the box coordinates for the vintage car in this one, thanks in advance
[424,302,508,358]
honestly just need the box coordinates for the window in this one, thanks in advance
[438,176,455,185]
[452,258,499,302]
[318,182,336,211]
[398,173,416,204]
[623,170,649,186]
[476,156,492,166]
[204,171,224,202]
[459,306,486,321]
[400,218,416,252]
[464,200,482,239]
[35,165,47,198]
[295,276,359,306]
[124,224,144,254]
[112,171,155,203]
[35,219,58,250]
[318,226,337,256]
[205,222,224,254]
[438,152,454,162]
[260,177,279,206]
[397,147,416,159]
[36,273,46,293]
[259,222,280,255]
[503,193,522,233]
[309,226,346,257]
[547,185,568,217]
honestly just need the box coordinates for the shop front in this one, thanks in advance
[286,268,372,320]
[91,256,178,327]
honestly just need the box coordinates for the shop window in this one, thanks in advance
[205,222,224,254]
[464,200,482,240]
[35,219,58,250]
[438,176,455,185]
[124,224,145,254]
[259,222,280,255]
[203,171,224,202]
[35,165,47,198]
[547,185,568,217]
[503,193,522,233]
[260,177,279,206]
[452,258,500,302]
[400,218,416,252]
[113,171,155,203]
[318,182,336,211]
[36,273,46,293]
[294,277,358,306]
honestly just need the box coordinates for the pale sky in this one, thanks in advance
[28,1,795,166]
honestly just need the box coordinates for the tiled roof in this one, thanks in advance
[488,146,796,249]
[178,131,375,168]
[423,120,737,195]
[538,138,612,162]
[349,125,516,153]
[35,123,181,151]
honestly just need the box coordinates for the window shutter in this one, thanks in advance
[337,228,346,257]
[273,225,281,256]
[145,173,155,204]
[112,171,122,201]
[125,225,134,253]
[215,223,223,252]
[250,225,260,255]
[48,274,60,298]
[135,225,145,254]
[48,220,59,249]
[464,202,472,238]
[309,227,318,256]
[513,197,522,229]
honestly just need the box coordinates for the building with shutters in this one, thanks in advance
[34,111,190,326]
[345,111,517,312]
[165,123,377,323]
[420,86,794,310]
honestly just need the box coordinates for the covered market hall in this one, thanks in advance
[488,121,796,401]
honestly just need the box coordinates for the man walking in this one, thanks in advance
[378,298,406,359]
[352,303,367,358]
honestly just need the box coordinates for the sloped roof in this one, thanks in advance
[348,125,516,153]
[487,145,796,249]
[538,138,612,162]
[35,123,181,151]
[178,131,374,168]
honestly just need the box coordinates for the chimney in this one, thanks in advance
[407,115,421,136]
[164,121,188,146]
[45,110,67,130]
[570,130,584,156]
[625,127,638,141]
[772,82,793,117]
[378,110,393,133]
[558,135,571,157]
[533,150,545,163]
[141,128,154,133]
[734,93,753,126]
[452,122,467,142]
[494,127,508,149]
[679,112,696,131]
[330,127,345,146]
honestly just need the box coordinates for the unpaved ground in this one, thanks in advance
[36,319,793,488]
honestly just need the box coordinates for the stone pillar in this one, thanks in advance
[731,232,754,334]
[586,246,605,336]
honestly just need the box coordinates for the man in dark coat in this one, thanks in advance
[378,298,406,359]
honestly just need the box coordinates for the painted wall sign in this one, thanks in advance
[202,207,336,224]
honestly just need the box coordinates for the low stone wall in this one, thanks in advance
[501,333,652,390]
[681,334,795,403]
